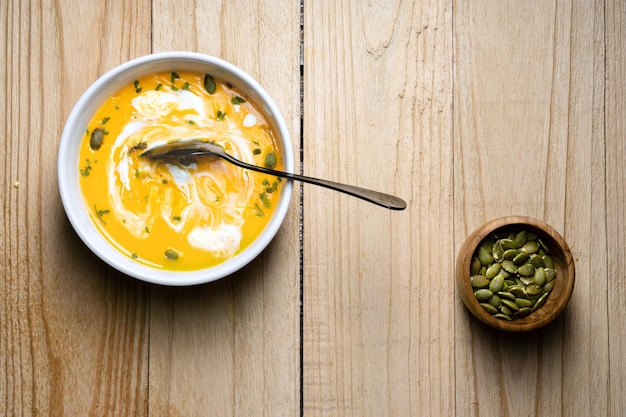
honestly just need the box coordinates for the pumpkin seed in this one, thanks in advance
[477,245,493,266]
[487,294,502,308]
[470,257,482,275]
[509,286,527,298]
[496,291,516,301]
[489,275,505,293]
[500,304,514,315]
[503,249,520,261]
[474,289,493,302]
[543,280,555,292]
[494,313,512,321]
[499,238,517,250]
[533,267,546,286]
[480,303,499,315]
[164,249,179,260]
[538,238,550,253]
[532,292,550,311]
[513,230,528,248]
[526,284,543,296]
[501,298,520,311]
[203,74,217,94]
[513,251,530,265]
[518,263,535,277]
[470,275,490,288]
[90,128,104,151]
[544,268,556,283]
[542,255,555,269]
[529,254,545,267]
[492,243,504,262]
[501,260,518,273]
[515,298,533,308]
[485,263,502,279]
[521,241,539,253]
[514,307,532,318]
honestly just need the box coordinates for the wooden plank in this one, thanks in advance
[148,1,301,416]
[0,0,151,415]
[453,0,609,415]
[302,1,453,415]
[605,1,626,416]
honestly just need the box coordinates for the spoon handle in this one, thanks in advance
[220,153,407,210]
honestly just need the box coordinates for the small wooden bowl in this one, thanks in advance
[456,216,575,331]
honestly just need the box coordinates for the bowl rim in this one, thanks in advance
[58,51,294,286]
[456,215,575,331]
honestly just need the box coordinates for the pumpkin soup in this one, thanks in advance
[79,71,283,271]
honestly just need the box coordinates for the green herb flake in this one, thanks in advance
[131,253,138,259]
[155,83,163,91]
[94,205,110,224]
[135,169,141,178]
[255,203,265,217]
[181,82,190,91]
[162,179,168,184]
[253,148,262,155]
[231,96,246,105]
[170,72,180,83]
[216,110,226,120]
[260,192,271,208]
[187,120,196,125]
[133,80,142,93]
[171,85,179,91]
[172,215,181,222]
[101,116,110,125]
[144,226,150,234]
[264,151,277,169]
[115,105,120,110]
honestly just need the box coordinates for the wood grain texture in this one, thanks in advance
[302,0,453,415]
[148,1,302,416]
[453,0,614,416]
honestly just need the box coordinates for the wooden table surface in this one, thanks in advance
[2,1,625,416]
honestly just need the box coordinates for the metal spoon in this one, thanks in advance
[141,139,406,210]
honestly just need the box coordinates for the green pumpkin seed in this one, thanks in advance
[501,260,518,273]
[203,74,217,94]
[470,257,482,275]
[474,289,493,302]
[500,304,514,315]
[544,268,556,282]
[477,245,493,266]
[509,286,527,298]
[543,280,555,292]
[529,254,545,267]
[485,263,502,279]
[488,295,502,308]
[501,298,520,311]
[513,251,530,265]
[513,230,528,248]
[492,243,504,262]
[514,307,532,317]
[538,238,550,253]
[503,249,520,261]
[494,313,513,321]
[532,292,550,311]
[489,275,505,293]
[518,263,535,277]
[542,255,555,269]
[480,303,499,315]
[526,284,543,296]
[470,275,490,288]
[515,298,533,308]
[164,249,179,260]
[90,128,104,151]
[533,267,546,286]
[521,241,539,253]
[499,238,517,250]
[497,291,516,301]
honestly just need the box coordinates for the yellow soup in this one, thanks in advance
[79,71,283,271]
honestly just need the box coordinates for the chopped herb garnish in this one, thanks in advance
[133,80,142,93]
[253,148,262,155]
[255,203,265,217]
[181,82,190,91]
[162,179,168,184]
[216,110,226,120]
[80,159,93,176]
[187,120,196,125]
[231,96,246,105]
[260,192,271,208]
[101,128,109,135]
[101,116,110,124]
[170,72,180,83]
[131,253,138,259]
[135,169,140,178]
[172,215,181,222]
[115,105,120,110]
[155,83,163,91]
[171,85,179,91]
[94,205,110,224]
[145,226,150,234]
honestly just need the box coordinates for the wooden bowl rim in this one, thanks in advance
[456,216,575,332]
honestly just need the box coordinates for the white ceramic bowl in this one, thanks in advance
[58,52,294,286]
